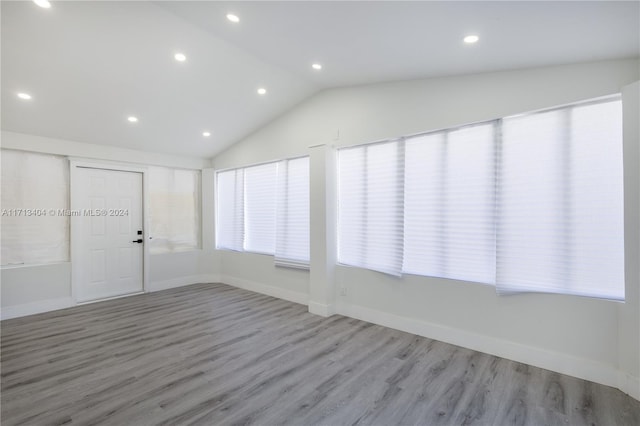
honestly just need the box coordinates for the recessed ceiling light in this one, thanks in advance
[226,13,240,23]
[33,0,51,9]
[174,53,187,62]
[312,63,322,70]
[257,88,267,95]
[463,35,479,44]
[17,93,32,100]
[202,131,211,137]
[127,116,138,123]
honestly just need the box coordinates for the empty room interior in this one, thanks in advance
[2,1,640,425]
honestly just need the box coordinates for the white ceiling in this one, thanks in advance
[2,1,638,159]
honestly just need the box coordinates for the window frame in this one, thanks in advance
[1,149,70,267]
[335,94,624,301]
[215,156,311,268]
[148,166,202,254]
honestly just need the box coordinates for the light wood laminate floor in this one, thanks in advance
[2,283,639,426]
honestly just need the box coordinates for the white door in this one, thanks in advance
[75,167,144,302]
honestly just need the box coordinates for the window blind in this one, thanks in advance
[335,96,623,301]
[215,156,310,266]
[216,169,244,251]
[403,123,496,284]
[338,140,405,276]
[148,167,200,253]
[275,157,310,268]
[243,162,278,254]
[496,98,624,300]
[1,149,69,265]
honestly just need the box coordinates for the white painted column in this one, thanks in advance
[619,81,640,400]
[308,144,337,316]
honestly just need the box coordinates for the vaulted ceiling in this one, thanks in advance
[2,1,638,158]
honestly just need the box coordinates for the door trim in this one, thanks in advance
[69,158,150,304]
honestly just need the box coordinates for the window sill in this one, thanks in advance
[275,259,310,271]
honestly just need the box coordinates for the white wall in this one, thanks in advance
[0,131,218,319]
[0,263,73,318]
[212,58,640,398]
[219,252,309,305]
[1,131,209,170]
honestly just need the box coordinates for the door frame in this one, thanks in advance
[69,158,150,304]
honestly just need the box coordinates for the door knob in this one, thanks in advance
[131,239,143,243]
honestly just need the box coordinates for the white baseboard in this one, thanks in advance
[1,297,74,320]
[308,301,335,317]
[336,302,621,392]
[619,372,640,400]
[220,274,308,306]
[148,274,220,292]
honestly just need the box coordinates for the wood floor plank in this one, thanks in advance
[2,282,639,425]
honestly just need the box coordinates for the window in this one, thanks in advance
[337,96,624,300]
[244,163,278,254]
[338,141,405,276]
[216,157,310,267]
[148,167,200,253]
[276,157,310,268]
[404,123,496,284]
[1,149,69,266]
[496,99,624,300]
[215,169,244,251]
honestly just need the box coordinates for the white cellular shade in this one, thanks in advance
[403,123,496,284]
[497,99,624,300]
[403,133,444,277]
[1,149,69,265]
[216,169,244,251]
[338,141,404,276]
[243,162,278,254]
[335,96,623,301]
[216,157,310,263]
[338,148,365,268]
[276,157,310,268]
[148,167,200,253]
